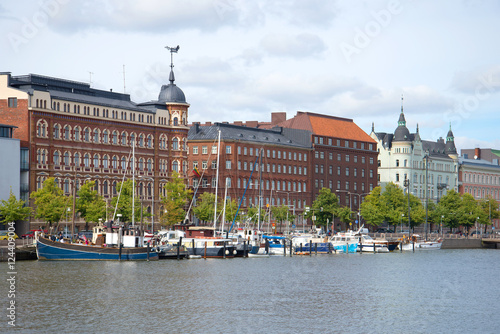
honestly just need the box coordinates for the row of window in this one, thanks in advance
[314,136,374,151]
[315,179,373,193]
[316,165,372,178]
[39,99,156,124]
[36,119,186,150]
[315,151,373,165]
[36,149,187,173]
[192,177,307,193]
[191,145,309,162]
[463,172,500,185]
[463,186,500,200]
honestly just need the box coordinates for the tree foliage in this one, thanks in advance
[161,172,192,226]
[0,190,32,224]
[192,192,217,224]
[305,188,340,226]
[30,177,69,226]
[77,180,105,223]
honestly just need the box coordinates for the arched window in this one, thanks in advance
[84,153,90,167]
[64,179,70,193]
[121,132,127,145]
[172,138,178,150]
[103,130,109,144]
[139,134,144,147]
[112,131,118,144]
[64,152,70,166]
[130,133,136,147]
[173,117,178,126]
[53,124,60,139]
[53,151,60,165]
[64,125,70,140]
[74,153,80,166]
[93,129,99,143]
[172,161,178,172]
[84,128,90,142]
[93,154,99,168]
[147,159,152,172]
[121,157,127,169]
[112,156,118,169]
[139,158,144,171]
[74,127,80,141]
[103,155,109,169]
[147,135,152,148]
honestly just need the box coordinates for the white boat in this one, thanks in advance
[358,234,390,253]
[401,239,442,251]
[329,231,359,253]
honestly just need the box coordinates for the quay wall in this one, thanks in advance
[441,238,482,249]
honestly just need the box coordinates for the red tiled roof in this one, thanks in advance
[278,112,375,143]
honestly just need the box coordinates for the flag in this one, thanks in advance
[192,167,201,178]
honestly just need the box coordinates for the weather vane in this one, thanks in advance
[165,45,180,69]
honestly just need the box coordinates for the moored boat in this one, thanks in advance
[36,235,158,261]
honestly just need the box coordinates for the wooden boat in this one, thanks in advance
[36,235,158,261]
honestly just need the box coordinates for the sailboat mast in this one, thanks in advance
[132,139,135,228]
[221,178,228,233]
[258,148,262,231]
[213,130,221,229]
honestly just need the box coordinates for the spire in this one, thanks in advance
[165,45,180,84]
[371,122,374,133]
[416,123,419,133]
[401,94,404,113]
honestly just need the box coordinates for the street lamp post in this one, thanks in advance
[404,178,411,239]
[441,215,444,237]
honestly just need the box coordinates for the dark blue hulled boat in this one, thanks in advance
[36,236,158,261]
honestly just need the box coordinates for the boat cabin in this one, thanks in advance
[174,225,217,238]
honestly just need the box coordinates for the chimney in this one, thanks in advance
[246,121,258,128]
[474,148,480,159]
[271,112,286,125]
[205,122,212,126]
[234,121,243,126]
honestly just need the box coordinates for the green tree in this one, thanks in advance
[223,198,241,228]
[306,188,339,227]
[435,190,462,231]
[30,178,69,229]
[192,192,217,224]
[360,187,386,227]
[0,190,32,224]
[271,204,295,233]
[479,197,499,232]
[77,180,105,224]
[337,206,353,227]
[161,172,193,226]
[381,182,406,227]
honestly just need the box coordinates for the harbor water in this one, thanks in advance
[3,249,500,333]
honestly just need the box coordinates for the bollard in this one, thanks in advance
[192,239,195,256]
[204,241,207,259]
[309,240,312,257]
[177,236,182,260]
[300,243,303,253]
[400,241,402,253]
[315,243,318,255]
[289,240,292,257]
[119,242,122,261]
[283,239,286,256]
[265,239,269,255]
[374,241,376,253]
[147,244,150,261]
[223,241,226,259]
[244,240,248,258]
[328,242,332,254]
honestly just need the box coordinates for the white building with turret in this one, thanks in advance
[371,106,459,203]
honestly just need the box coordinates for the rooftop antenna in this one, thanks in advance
[88,71,93,87]
[165,45,180,84]
[401,93,404,113]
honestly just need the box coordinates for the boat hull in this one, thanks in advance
[36,237,158,261]
[187,246,236,258]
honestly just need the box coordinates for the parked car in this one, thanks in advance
[0,231,19,240]
[376,228,395,233]
[21,229,48,239]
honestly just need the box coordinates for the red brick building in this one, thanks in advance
[187,122,312,227]
[0,71,189,231]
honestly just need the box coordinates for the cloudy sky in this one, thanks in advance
[2,0,500,152]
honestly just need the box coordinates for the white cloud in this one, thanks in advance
[260,33,326,58]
